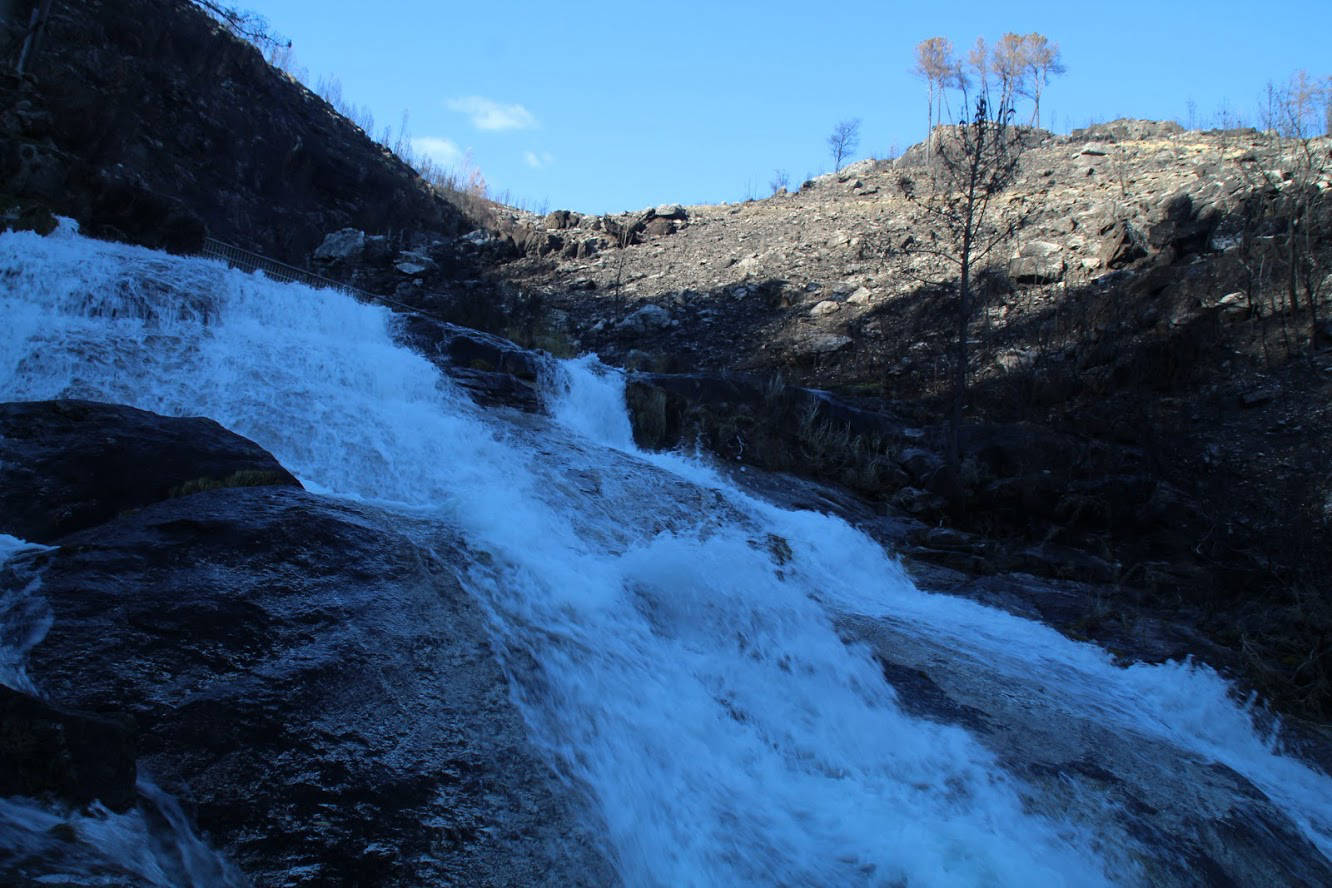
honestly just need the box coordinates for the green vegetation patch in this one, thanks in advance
[169,469,290,499]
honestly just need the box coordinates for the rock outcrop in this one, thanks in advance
[0,401,615,886]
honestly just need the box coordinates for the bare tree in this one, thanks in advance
[1272,73,1331,351]
[966,37,989,98]
[990,32,1028,117]
[1020,33,1064,128]
[893,93,1028,481]
[827,118,861,172]
[914,37,961,161]
[1240,71,1332,355]
[769,169,790,195]
[191,0,291,56]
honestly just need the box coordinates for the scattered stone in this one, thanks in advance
[1216,291,1248,320]
[811,300,842,317]
[892,486,946,516]
[898,447,944,485]
[1018,240,1063,258]
[363,234,391,263]
[792,333,852,356]
[394,250,436,276]
[996,349,1037,371]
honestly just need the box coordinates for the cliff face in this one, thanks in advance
[2,0,467,261]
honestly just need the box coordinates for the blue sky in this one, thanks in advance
[248,0,1331,215]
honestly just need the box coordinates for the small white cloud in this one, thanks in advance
[412,137,463,167]
[446,96,538,131]
[523,150,555,169]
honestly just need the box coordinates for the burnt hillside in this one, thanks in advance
[2,0,467,260]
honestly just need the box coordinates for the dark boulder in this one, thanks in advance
[0,400,302,543]
[17,485,615,886]
[395,315,551,410]
[643,217,676,237]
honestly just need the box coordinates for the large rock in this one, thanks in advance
[1096,219,1149,268]
[542,209,579,230]
[0,400,302,544]
[840,612,1332,888]
[617,303,673,334]
[312,227,366,263]
[395,315,550,410]
[10,485,615,886]
[1008,240,1066,284]
[791,332,852,356]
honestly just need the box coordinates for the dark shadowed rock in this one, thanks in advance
[0,685,137,813]
[394,314,552,411]
[18,485,616,886]
[0,400,301,544]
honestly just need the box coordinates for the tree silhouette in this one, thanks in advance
[914,38,962,165]
[1019,33,1064,128]
[827,119,861,173]
[893,93,1029,482]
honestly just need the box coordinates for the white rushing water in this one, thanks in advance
[3,225,1332,886]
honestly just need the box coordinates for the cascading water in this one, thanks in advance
[2,224,1331,886]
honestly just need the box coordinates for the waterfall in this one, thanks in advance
[3,224,1330,886]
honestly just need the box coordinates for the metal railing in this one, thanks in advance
[200,237,376,301]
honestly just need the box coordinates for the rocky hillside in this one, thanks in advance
[1,0,468,260]
[416,120,1331,720]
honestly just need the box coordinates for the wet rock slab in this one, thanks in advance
[18,486,614,886]
[839,613,1332,888]
[0,400,615,885]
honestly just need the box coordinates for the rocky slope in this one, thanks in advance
[1,0,468,260]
